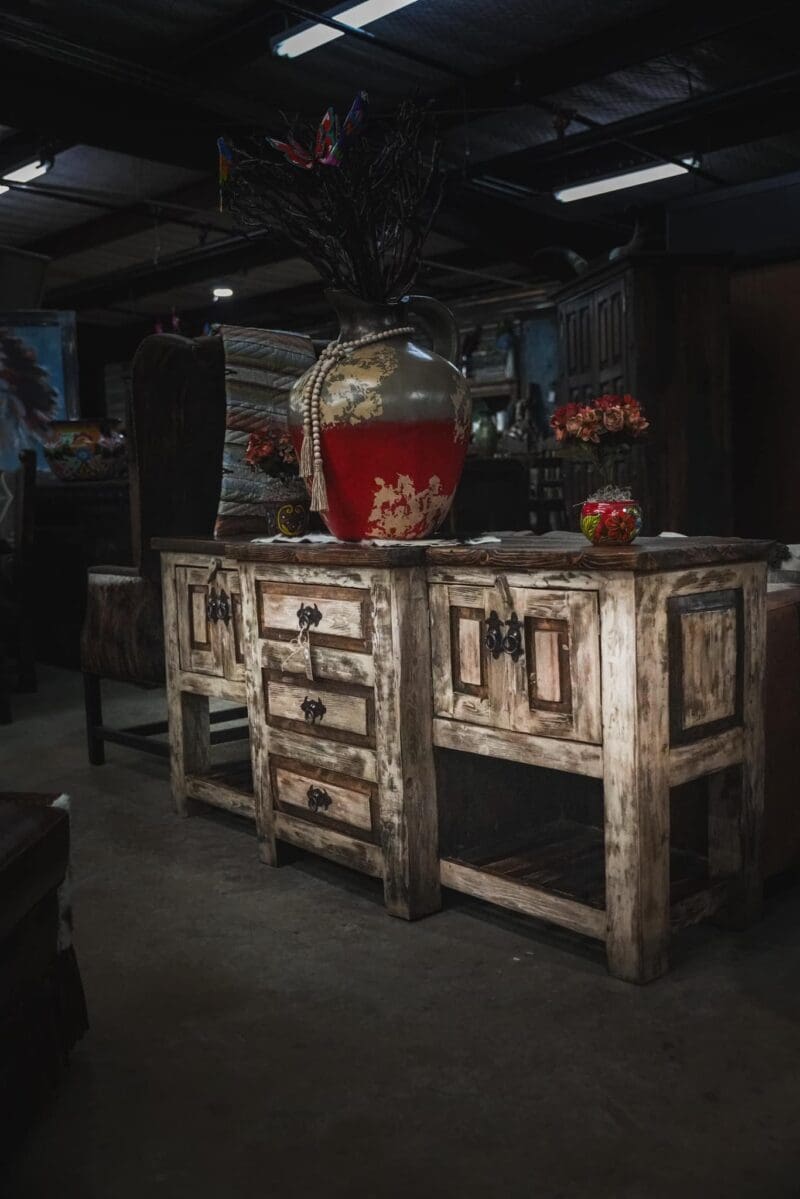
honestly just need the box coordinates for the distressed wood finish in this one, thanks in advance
[667,588,744,744]
[238,560,274,863]
[263,640,375,688]
[424,534,774,574]
[270,756,376,837]
[433,717,604,777]
[602,574,671,983]
[265,674,375,745]
[430,580,601,744]
[257,579,371,652]
[274,812,384,877]
[440,859,607,940]
[266,727,377,783]
[373,568,441,920]
[739,562,767,924]
[175,565,222,678]
[159,536,768,981]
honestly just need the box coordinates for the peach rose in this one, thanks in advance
[603,407,625,432]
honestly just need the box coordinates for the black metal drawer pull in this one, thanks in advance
[297,602,322,631]
[307,785,332,813]
[484,610,505,658]
[300,695,327,724]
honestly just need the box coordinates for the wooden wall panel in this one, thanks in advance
[731,260,800,540]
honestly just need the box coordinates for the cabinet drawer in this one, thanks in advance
[256,581,371,652]
[270,755,377,840]
[264,674,375,747]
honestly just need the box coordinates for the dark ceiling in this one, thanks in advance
[2,0,800,349]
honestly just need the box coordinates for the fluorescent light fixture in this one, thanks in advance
[273,0,419,58]
[0,185,8,197]
[554,159,695,203]
[2,159,49,184]
[213,286,234,299]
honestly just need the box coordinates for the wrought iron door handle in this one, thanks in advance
[502,612,524,663]
[484,610,505,659]
[307,785,332,813]
[297,602,322,631]
[217,588,231,624]
[300,695,327,724]
[206,589,220,623]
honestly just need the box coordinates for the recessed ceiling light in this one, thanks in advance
[2,160,50,184]
[554,159,696,203]
[273,0,420,58]
[213,286,234,299]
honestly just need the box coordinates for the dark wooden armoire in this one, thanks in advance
[555,254,732,536]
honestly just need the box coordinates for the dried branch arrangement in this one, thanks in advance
[219,94,442,304]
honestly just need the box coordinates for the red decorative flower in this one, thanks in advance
[604,508,638,541]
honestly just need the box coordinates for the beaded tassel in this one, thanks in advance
[299,326,414,514]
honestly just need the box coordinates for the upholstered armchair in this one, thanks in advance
[81,333,231,762]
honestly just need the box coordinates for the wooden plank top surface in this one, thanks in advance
[424,533,775,573]
[151,535,427,567]
[153,533,774,573]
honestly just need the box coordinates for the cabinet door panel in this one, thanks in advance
[508,588,602,743]
[430,583,497,726]
[175,566,224,677]
[221,569,245,683]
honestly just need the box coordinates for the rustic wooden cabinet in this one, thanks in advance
[555,255,732,537]
[157,534,771,983]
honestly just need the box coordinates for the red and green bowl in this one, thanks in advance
[580,498,643,545]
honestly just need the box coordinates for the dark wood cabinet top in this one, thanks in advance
[153,532,774,573]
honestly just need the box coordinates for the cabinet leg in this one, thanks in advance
[374,567,441,921]
[709,765,763,929]
[170,691,210,816]
[601,575,671,983]
[83,673,105,765]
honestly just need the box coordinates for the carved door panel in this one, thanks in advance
[175,566,225,677]
[430,583,496,727]
[559,292,596,403]
[506,588,602,743]
[595,276,630,395]
[219,570,245,683]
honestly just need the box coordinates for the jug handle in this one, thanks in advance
[400,295,460,366]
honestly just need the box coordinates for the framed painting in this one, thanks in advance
[0,310,79,471]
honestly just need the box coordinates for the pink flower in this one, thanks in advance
[603,407,625,432]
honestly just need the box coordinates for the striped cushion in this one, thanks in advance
[215,326,316,538]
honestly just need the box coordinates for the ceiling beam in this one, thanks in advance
[435,0,794,129]
[25,180,224,259]
[43,231,294,309]
[474,64,800,184]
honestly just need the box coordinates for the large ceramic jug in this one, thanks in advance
[288,290,471,540]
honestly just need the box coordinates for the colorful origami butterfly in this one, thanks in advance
[266,92,368,169]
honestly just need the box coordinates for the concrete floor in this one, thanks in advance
[2,668,800,1198]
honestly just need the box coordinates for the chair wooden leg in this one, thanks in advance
[83,673,105,765]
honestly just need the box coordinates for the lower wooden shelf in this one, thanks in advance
[185,759,255,819]
[441,820,731,941]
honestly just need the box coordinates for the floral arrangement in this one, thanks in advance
[244,427,298,479]
[218,93,442,304]
[551,393,649,497]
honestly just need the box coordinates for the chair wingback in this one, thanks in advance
[129,334,227,578]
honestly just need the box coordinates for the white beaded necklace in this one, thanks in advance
[299,325,414,513]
